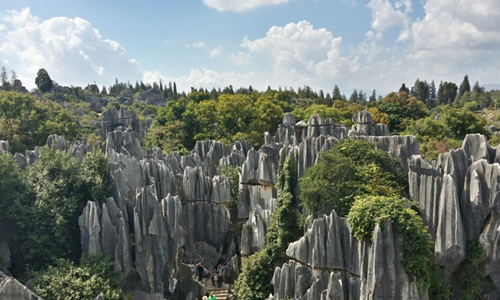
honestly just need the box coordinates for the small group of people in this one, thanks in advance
[202,292,217,300]
[209,264,225,288]
[196,261,225,288]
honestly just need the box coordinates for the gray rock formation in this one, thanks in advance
[116,89,133,105]
[0,271,42,300]
[349,110,390,137]
[97,107,151,140]
[136,88,166,106]
[271,211,425,300]
[408,134,500,297]
[0,141,8,154]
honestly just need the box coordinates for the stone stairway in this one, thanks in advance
[206,283,230,300]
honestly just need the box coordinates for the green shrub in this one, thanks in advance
[234,251,273,300]
[348,195,450,300]
[33,254,123,300]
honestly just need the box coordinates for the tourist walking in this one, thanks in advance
[196,261,204,282]
[210,266,217,286]
[217,264,224,288]
[208,292,216,300]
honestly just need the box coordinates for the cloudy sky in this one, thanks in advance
[0,0,499,95]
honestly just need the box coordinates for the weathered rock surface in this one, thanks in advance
[271,211,425,300]
[409,134,500,297]
[136,88,165,106]
[97,107,151,140]
[0,271,42,300]
[349,110,390,137]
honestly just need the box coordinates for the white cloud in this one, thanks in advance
[0,24,5,31]
[210,47,222,58]
[202,0,291,12]
[144,69,265,92]
[409,0,500,81]
[242,21,358,79]
[193,41,206,48]
[163,40,174,45]
[229,51,251,66]
[367,0,411,41]
[0,7,140,88]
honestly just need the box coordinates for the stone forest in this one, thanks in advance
[1,74,500,300]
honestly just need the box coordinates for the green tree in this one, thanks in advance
[33,254,123,300]
[15,147,110,271]
[459,75,471,97]
[0,91,78,153]
[376,91,429,133]
[35,68,53,93]
[0,154,26,226]
[300,139,406,218]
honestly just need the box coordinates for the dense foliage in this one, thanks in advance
[35,68,53,93]
[33,255,123,300]
[0,91,78,153]
[0,154,26,227]
[348,196,450,300]
[233,250,274,300]
[299,139,406,218]
[403,106,490,159]
[458,240,485,300]
[10,147,110,273]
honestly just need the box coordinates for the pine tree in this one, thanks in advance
[369,89,377,103]
[430,80,436,101]
[348,89,358,104]
[459,75,471,96]
[399,83,409,94]
[332,84,342,101]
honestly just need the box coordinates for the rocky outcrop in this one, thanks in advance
[349,110,390,137]
[0,271,42,300]
[0,141,8,154]
[136,88,165,106]
[408,134,500,297]
[271,211,425,300]
[116,89,133,105]
[77,129,234,298]
[97,107,152,140]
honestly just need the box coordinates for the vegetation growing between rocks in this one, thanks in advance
[458,240,486,300]
[299,139,407,218]
[235,156,301,300]
[4,146,110,277]
[348,195,451,300]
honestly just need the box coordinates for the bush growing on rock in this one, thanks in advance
[348,195,450,300]
[299,139,407,218]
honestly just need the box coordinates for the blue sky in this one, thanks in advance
[0,0,499,96]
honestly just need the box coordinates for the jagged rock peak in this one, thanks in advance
[352,109,374,124]
[283,112,296,126]
[0,271,42,299]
